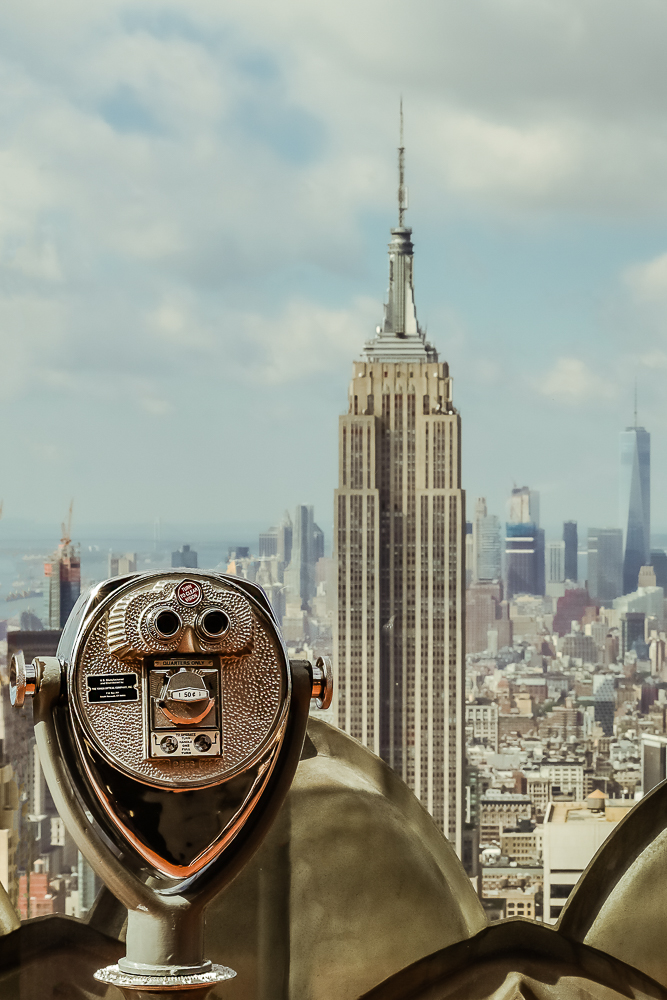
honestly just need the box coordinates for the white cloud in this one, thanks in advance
[425,112,575,201]
[137,391,172,417]
[536,357,616,403]
[625,253,667,303]
[148,296,214,349]
[639,351,667,371]
[146,291,382,385]
[241,295,380,384]
[11,238,63,281]
[0,293,70,394]
[621,254,667,367]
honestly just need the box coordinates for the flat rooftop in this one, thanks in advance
[548,802,614,824]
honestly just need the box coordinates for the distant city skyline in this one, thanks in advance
[0,402,660,538]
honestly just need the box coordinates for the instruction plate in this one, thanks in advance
[87,673,139,704]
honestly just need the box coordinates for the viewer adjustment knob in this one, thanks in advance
[9,651,39,708]
[311,656,333,710]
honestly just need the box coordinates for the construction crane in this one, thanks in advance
[61,500,73,548]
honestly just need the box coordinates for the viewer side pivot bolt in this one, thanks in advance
[311,656,333,710]
[9,652,40,708]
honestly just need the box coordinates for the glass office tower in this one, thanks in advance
[563,521,578,582]
[619,426,650,595]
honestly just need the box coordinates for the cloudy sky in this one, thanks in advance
[2,0,667,541]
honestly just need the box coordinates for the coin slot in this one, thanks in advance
[146,659,222,759]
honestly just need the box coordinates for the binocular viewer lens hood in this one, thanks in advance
[11,570,332,996]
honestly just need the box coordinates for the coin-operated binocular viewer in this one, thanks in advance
[10,571,332,998]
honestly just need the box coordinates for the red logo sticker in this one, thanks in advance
[176,580,202,606]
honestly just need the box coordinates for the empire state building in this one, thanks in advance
[334,143,466,852]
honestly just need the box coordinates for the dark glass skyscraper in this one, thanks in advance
[619,425,650,595]
[651,550,667,590]
[504,487,544,598]
[505,523,545,598]
[563,521,578,582]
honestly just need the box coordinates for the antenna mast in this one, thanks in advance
[398,98,406,227]
[61,499,73,548]
[634,378,638,428]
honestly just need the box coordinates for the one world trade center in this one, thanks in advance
[619,420,650,595]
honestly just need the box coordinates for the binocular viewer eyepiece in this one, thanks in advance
[11,570,332,998]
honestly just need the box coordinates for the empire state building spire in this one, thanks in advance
[398,98,406,229]
[363,105,437,362]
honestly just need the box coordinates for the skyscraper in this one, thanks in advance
[283,504,324,609]
[258,530,278,558]
[546,541,565,584]
[619,421,650,595]
[44,527,81,629]
[620,612,645,659]
[563,521,578,582]
[108,553,137,577]
[171,544,198,568]
[465,521,474,588]
[472,498,502,584]
[508,486,539,527]
[260,511,293,565]
[334,130,465,852]
[651,549,667,590]
[546,541,566,599]
[587,528,623,603]
[593,674,615,737]
[466,582,512,654]
[504,487,545,599]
